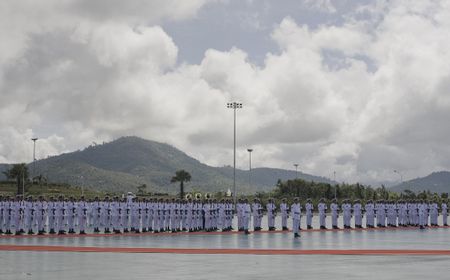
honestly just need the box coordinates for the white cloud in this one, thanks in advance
[1,0,450,186]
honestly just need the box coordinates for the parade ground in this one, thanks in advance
[1,218,450,279]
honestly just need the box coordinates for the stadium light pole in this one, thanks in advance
[31,138,38,181]
[394,170,403,184]
[227,102,242,204]
[334,171,337,199]
[247,149,253,190]
[293,163,299,179]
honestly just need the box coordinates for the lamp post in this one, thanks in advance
[334,171,337,199]
[394,170,403,184]
[31,138,38,181]
[293,164,299,179]
[227,102,242,204]
[247,149,253,190]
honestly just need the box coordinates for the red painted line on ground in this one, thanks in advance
[0,226,447,239]
[1,244,450,255]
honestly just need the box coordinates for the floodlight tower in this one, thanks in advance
[293,163,299,179]
[31,138,38,180]
[247,149,253,190]
[227,102,242,204]
[394,170,403,183]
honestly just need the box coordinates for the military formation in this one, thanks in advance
[0,195,235,235]
[0,195,448,238]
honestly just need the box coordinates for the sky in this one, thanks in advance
[1,0,450,185]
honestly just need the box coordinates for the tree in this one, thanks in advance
[171,170,191,199]
[137,184,147,195]
[2,163,29,195]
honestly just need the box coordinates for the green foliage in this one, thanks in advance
[2,163,29,195]
[268,178,447,205]
[171,170,191,199]
[0,181,106,199]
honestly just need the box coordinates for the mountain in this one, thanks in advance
[0,136,334,194]
[390,171,450,193]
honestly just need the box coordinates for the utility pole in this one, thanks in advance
[334,171,337,199]
[227,102,242,204]
[31,138,38,181]
[247,149,253,190]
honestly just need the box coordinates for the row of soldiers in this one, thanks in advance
[237,198,449,237]
[0,195,235,235]
[0,195,448,237]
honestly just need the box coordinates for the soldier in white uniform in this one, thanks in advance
[418,200,427,229]
[24,196,35,235]
[442,200,448,226]
[342,199,352,229]
[430,200,439,226]
[365,200,375,228]
[252,198,261,231]
[0,196,4,234]
[318,198,327,229]
[14,196,24,235]
[353,200,362,228]
[110,196,120,233]
[280,198,289,231]
[57,196,67,234]
[47,197,57,234]
[305,199,314,229]
[67,197,77,234]
[36,196,47,235]
[130,197,139,233]
[92,197,102,233]
[119,197,128,233]
[291,198,301,238]
[242,199,251,234]
[77,196,89,234]
[331,198,339,229]
[4,197,13,234]
[266,198,276,231]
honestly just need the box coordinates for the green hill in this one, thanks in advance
[1,136,333,194]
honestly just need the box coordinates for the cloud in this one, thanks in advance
[1,0,450,185]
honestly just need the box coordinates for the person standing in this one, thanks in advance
[242,199,251,235]
[280,198,289,231]
[78,196,89,234]
[353,200,362,228]
[430,200,439,226]
[291,198,301,238]
[24,196,35,235]
[365,200,375,228]
[305,199,314,229]
[442,200,448,226]
[36,196,47,235]
[342,199,352,229]
[330,198,339,229]
[266,198,276,231]
[318,198,327,229]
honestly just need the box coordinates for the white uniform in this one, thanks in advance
[365,203,375,227]
[291,203,301,236]
[280,202,289,229]
[305,202,313,229]
[77,201,89,233]
[242,202,251,232]
[353,203,362,227]
[442,203,448,226]
[331,202,339,228]
[266,202,276,230]
[318,202,327,228]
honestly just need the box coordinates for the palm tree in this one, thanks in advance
[2,163,29,195]
[171,170,191,199]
